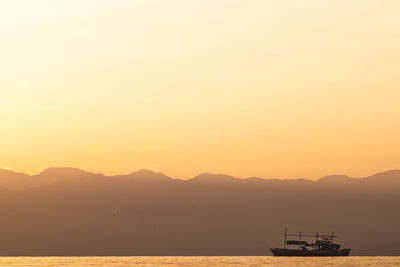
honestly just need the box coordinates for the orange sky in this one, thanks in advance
[1,0,400,179]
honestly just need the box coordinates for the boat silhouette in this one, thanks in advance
[270,228,351,256]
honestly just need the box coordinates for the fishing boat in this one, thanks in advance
[270,228,351,256]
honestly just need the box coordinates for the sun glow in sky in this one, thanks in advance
[1,0,400,179]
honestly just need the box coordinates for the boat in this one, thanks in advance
[270,228,351,256]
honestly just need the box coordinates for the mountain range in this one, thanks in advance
[0,167,399,256]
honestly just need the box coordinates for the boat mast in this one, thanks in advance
[299,231,302,250]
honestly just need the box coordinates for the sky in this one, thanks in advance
[1,0,400,179]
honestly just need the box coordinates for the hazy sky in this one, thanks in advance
[1,0,400,179]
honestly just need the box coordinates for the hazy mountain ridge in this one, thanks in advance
[1,167,399,191]
[0,167,94,191]
[0,168,399,256]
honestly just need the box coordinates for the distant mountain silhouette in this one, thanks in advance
[0,169,30,191]
[364,169,400,185]
[120,169,171,183]
[190,173,241,184]
[0,167,92,191]
[0,168,399,256]
[317,174,355,184]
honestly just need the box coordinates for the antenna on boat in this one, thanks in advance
[331,232,335,242]
[284,228,287,249]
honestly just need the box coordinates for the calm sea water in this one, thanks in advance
[0,257,399,267]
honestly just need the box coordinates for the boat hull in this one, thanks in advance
[270,248,351,257]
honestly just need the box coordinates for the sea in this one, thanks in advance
[0,257,399,267]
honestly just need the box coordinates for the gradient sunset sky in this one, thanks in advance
[1,0,400,179]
